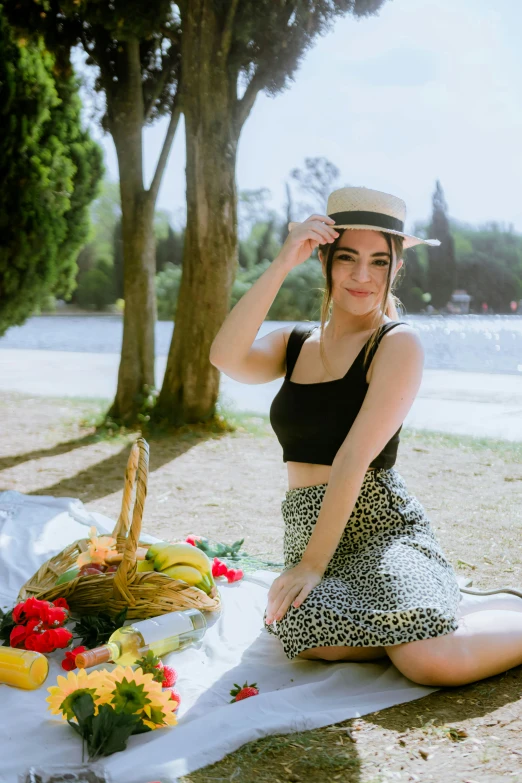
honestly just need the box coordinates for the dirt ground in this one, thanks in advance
[1,390,522,783]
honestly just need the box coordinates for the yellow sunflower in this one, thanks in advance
[96,666,177,730]
[46,668,105,721]
[142,694,178,730]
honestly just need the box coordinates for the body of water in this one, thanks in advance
[2,315,522,375]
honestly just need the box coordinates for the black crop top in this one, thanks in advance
[269,321,407,468]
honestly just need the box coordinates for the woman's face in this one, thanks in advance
[320,229,403,316]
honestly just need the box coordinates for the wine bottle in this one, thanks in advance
[75,608,207,668]
[0,647,49,689]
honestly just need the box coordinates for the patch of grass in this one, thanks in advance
[218,408,272,438]
[179,729,361,783]
[402,426,522,462]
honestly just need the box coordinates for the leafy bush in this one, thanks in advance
[156,263,182,320]
[0,8,102,334]
[75,258,115,310]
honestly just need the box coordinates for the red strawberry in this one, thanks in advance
[169,689,181,709]
[229,681,259,703]
[185,535,202,547]
[212,558,229,578]
[226,568,244,583]
[161,665,178,688]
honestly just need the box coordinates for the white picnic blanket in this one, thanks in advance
[0,490,512,783]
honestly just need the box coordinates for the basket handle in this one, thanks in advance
[112,437,149,605]
[111,442,140,545]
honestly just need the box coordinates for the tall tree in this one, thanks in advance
[0,6,102,335]
[427,180,458,309]
[3,0,182,424]
[156,0,387,426]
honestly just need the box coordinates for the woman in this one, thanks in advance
[210,186,522,687]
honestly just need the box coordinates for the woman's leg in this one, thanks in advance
[386,609,522,687]
[297,644,388,661]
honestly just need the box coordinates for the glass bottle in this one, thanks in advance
[75,608,207,668]
[0,647,49,689]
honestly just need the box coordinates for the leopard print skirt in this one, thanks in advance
[263,468,461,660]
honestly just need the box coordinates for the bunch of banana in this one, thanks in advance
[145,542,215,595]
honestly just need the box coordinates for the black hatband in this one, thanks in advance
[328,210,404,232]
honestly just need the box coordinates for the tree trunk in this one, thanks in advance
[107,39,157,426]
[156,3,238,425]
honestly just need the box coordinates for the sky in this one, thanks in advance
[82,0,522,235]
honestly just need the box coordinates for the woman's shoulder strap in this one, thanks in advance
[285,323,316,378]
[366,321,409,360]
[379,320,408,338]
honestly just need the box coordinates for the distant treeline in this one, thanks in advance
[67,173,522,319]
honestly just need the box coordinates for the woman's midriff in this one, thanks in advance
[287,461,376,492]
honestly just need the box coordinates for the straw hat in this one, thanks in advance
[328,186,440,249]
[291,186,440,249]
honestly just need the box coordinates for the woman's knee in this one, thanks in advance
[385,636,464,686]
[297,645,388,662]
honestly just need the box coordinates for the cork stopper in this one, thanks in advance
[75,645,112,669]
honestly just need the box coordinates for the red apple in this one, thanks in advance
[79,565,106,576]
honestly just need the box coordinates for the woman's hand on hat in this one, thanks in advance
[276,214,339,269]
[264,561,323,624]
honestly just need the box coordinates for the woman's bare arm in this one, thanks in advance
[209,257,293,383]
[209,215,338,384]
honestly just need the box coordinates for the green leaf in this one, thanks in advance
[87,705,141,761]
[62,687,98,721]
[72,607,128,648]
[67,719,84,737]
[193,535,283,573]
[135,650,164,682]
[0,608,15,645]
[71,691,96,725]
[110,676,151,715]
[131,720,153,735]
[70,692,96,764]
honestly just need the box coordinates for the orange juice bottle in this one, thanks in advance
[0,646,49,689]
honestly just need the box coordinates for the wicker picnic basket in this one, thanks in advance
[18,437,221,619]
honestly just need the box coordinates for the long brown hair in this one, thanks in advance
[316,229,405,374]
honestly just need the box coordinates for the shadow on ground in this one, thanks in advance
[25,428,228,505]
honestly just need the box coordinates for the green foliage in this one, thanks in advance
[193,535,284,573]
[134,650,165,683]
[397,214,522,313]
[452,222,522,312]
[68,693,143,762]
[112,218,124,300]
[156,225,184,272]
[2,0,180,127]
[156,263,182,320]
[269,258,325,320]
[75,258,115,311]
[230,1,387,103]
[72,608,128,649]
[89,179,121,260]
[0,608,15,645]
[427,180,458,309]
[239,220,282,270]
[229,256,325,320]
[0,8,102,335]
[396,245,429,313]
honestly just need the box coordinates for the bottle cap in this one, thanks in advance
[75,646,112,669]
